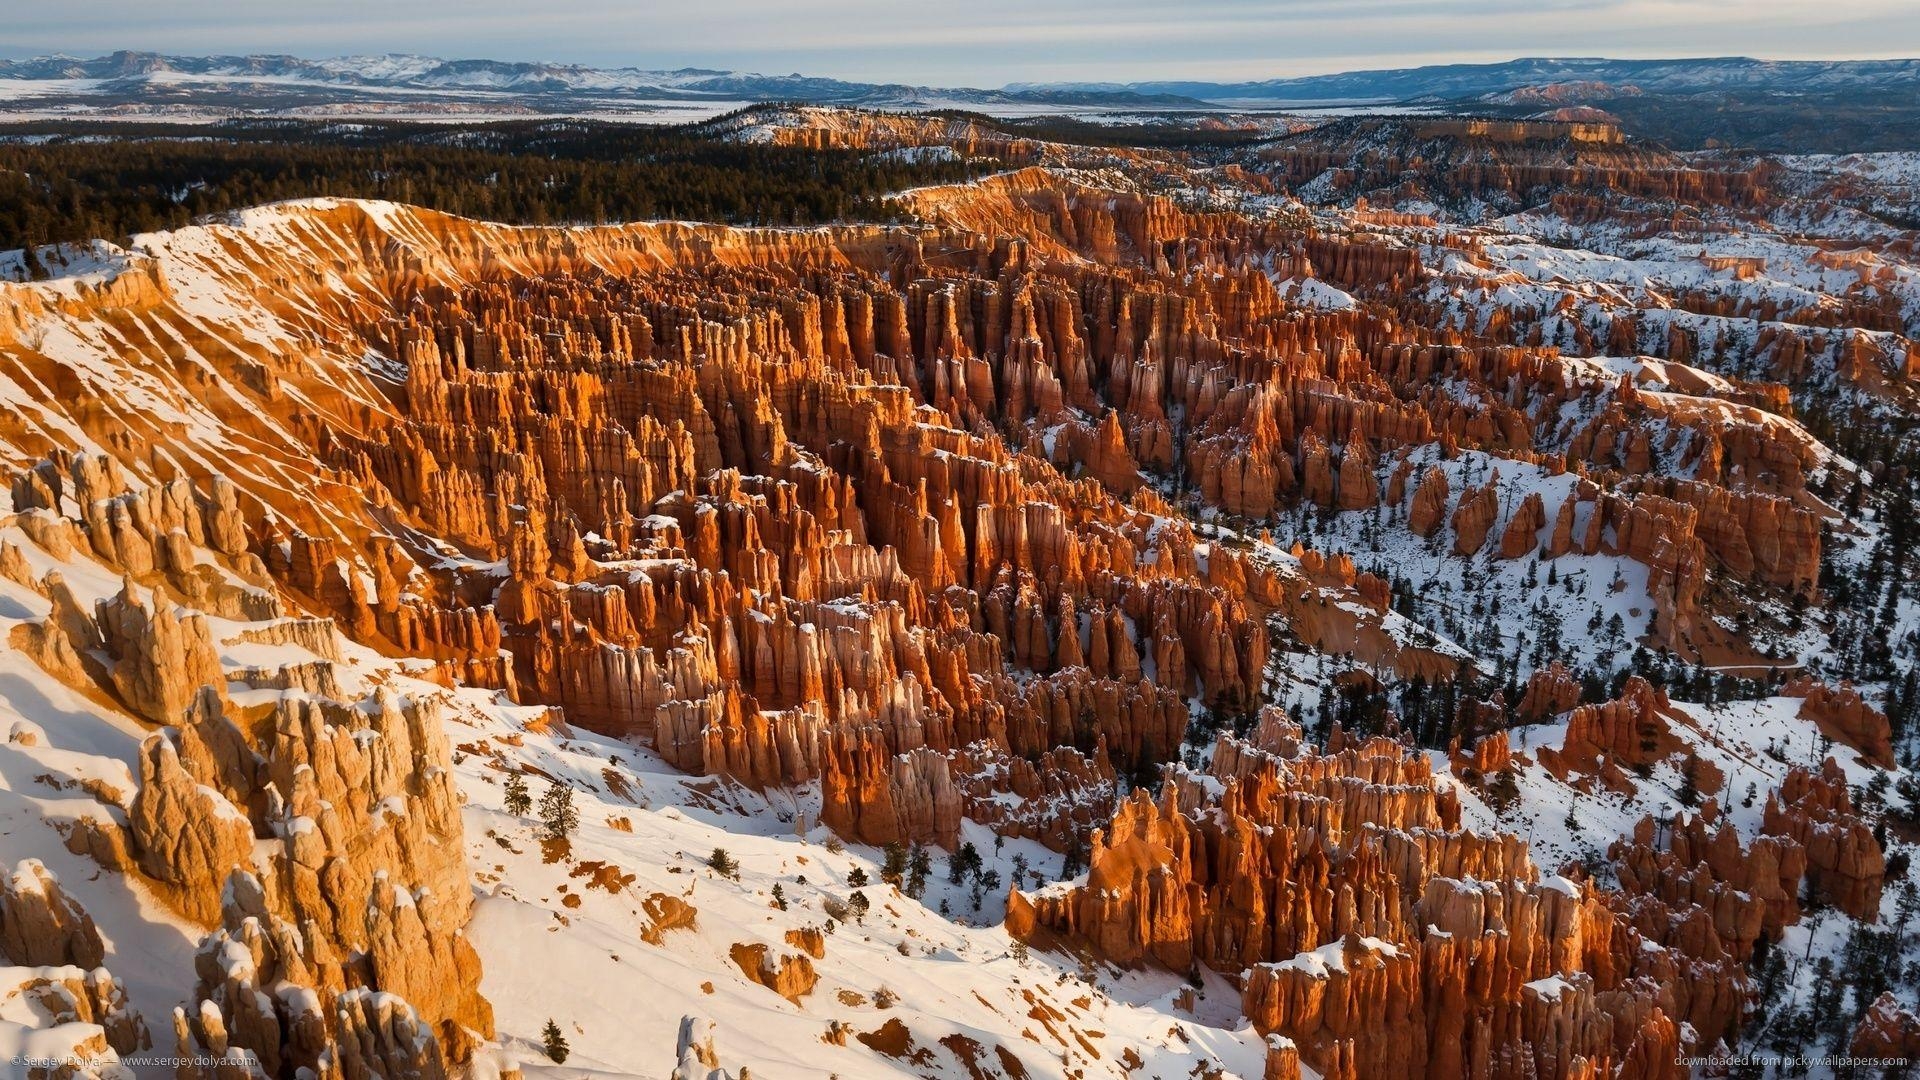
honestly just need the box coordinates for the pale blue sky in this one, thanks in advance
[7,0,1917,84]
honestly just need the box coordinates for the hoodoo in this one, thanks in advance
[0,55,1915,1079]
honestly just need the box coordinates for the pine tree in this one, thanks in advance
[949,842,983,884]
[846,866,869,888]
[1061,835,1087,879]
[1487,768,1521,815]
[881,841,908,887]
[1676,758,1700,808]
[541,1019,569,1064]
[503,772,531,816]
[905,843,931,898]
[708,847,739,880]
[538,781,577,842]
[771,882,787,910]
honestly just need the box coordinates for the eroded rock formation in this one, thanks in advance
[0,145,1900,1080]
[1539,678,1689,792]
[1011,716,1752,1079]
[0,859,106,969]
[1785,677,1896,768]
[1762,761,1885,918]
[3,462,491,1078]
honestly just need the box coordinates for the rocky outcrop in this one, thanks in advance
[1762,761,1884,918]
[949,742,1116,852]
[125,727,258,925]
[1225,546,1461,682]
[1007,787,1199,970]
[1265,116,1762,207]
[1516,662,1582,722]
[0,963,149,1066]
[643,893,699,945]
[95,581,227,726]
[729,942,819,1003]
[1850,992,1920,1061]
[671,1016,737,1080]
[0,859,106,969]
[1012,723,1746,1079]
[1335,440,1379,511]
[170,869,465,1080]
[1497,491,1546,559]
[1451,479,1500,556]
[14,478,498,1075]
[1451,731,1511,776]
[1263,1035,1303,1080]
[1407,468,1450,537]
[783,928,826,959]
[820,744,962,850]
[740,106,1047,164]
[1612,808,1805,947]
[1240,936,1425,1079]
[1538,678,1686,791]
[1620,477,1821,595]
[1546,493,1577,558]
[119,682,483,1029]
[1784,677,1896,768]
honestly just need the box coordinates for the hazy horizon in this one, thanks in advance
[5,0,1917,86]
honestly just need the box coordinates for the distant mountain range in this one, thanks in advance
[0,51,1207,111]
[1027,56,1920,102]
[0,51,1914,119]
